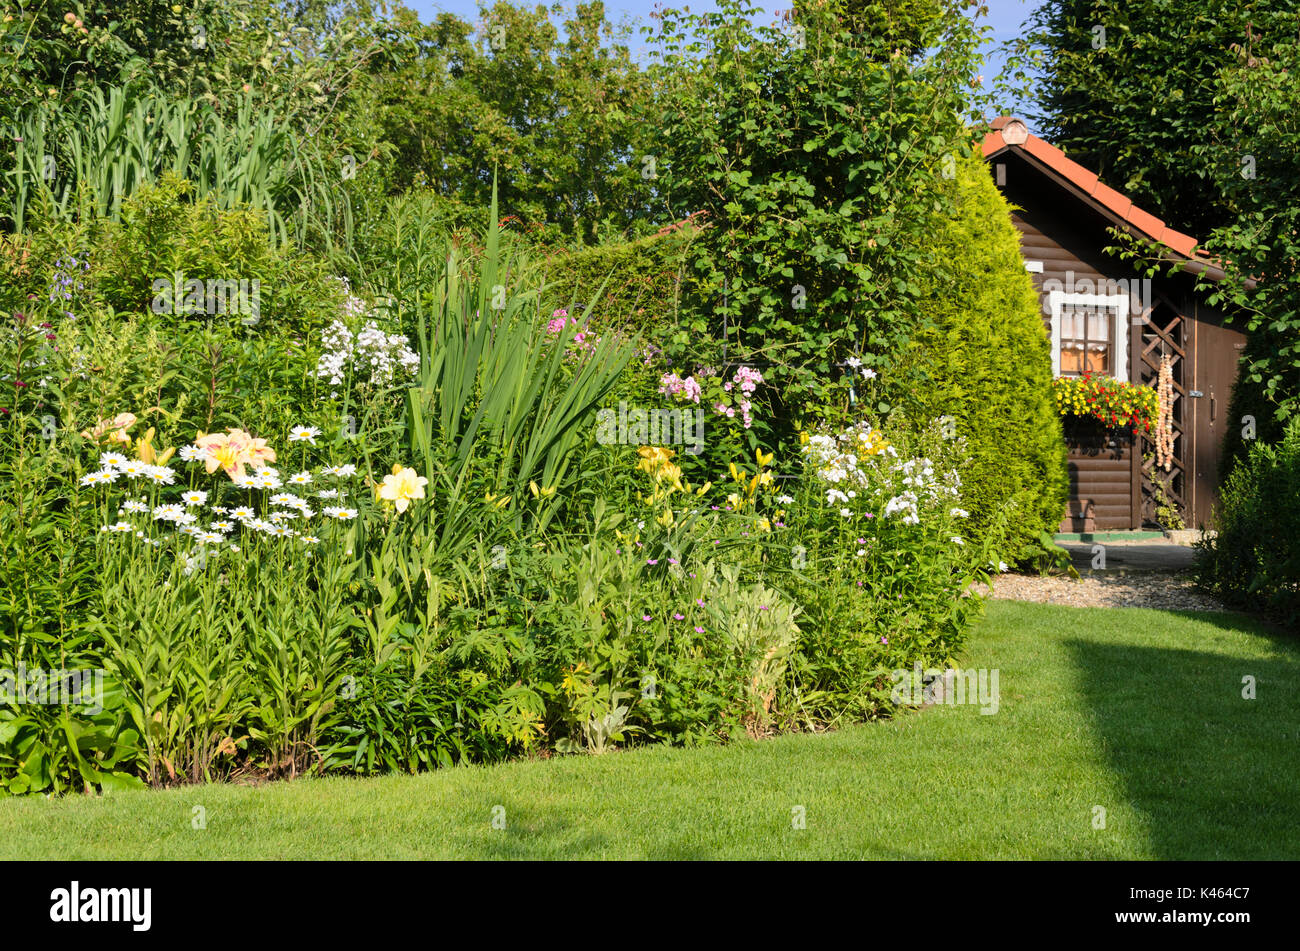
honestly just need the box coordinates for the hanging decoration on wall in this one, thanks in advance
[1156,353,1175,470]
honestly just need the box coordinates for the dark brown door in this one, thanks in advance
[1190,314,1247,527]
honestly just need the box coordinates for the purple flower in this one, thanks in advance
[674,613,685,620]
[642,614,652,622]
[694,626,705,633]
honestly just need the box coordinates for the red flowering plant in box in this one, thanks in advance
[1052,372,1158,432]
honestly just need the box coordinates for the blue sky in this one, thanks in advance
[400,0,1045,121]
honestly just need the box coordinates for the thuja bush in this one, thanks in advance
[889,152,1068,559]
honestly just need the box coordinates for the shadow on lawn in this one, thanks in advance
[1066,610,1300,860]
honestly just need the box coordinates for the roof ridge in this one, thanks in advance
[982,118,1200,260]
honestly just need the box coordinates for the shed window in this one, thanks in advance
[1048,291,1131,382]
[1059,304,1112,376]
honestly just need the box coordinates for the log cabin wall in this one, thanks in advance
[994,152,1143,531]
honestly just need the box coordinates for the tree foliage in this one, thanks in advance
[892,153,1068,555]
[649,0,987,412]
[1022,0,1300,239]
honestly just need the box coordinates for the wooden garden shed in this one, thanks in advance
[982,117,1246,532]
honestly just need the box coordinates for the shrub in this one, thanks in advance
[1195,418,1300,628]
[88,177,342,337]
[536,224,700,339]
[889,152,1068,558]
[784,414,994,721]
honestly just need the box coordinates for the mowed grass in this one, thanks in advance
[2,600,1297,860]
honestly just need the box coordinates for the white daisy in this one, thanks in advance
[288,425,322,445]
[181,490,208,506]
[210,521,234,533]
[269,524,296,538]
[317,489,339,499]
[323,506,358,520]
[289,471,312,486]
[195,531,224,545]
[229,506,256,521]
[152,503,185,522]
[146,465,177,485]
[178,444,204,462]
[79,471,108,487]
[99,452,128,468]
[108,521,133,533]
[302,535,320,544]
[270,493,302,508]
[123,499,148,513]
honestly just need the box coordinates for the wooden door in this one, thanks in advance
[1190,314,1247,527]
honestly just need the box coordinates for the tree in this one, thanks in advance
[362,2,656,243]
[893,152,1068,556]
[649,0,986,413]
[1023,0,1300,239]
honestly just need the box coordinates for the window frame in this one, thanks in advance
[1047,291,1131,382]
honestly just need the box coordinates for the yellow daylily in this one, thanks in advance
[135,427,175,466]
[755,448,773,468]
[377,464,429,514]
[656,507,675,528]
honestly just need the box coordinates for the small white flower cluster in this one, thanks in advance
[315,317,420,389]
[801,423,895,488]
[801,422,962,529]
[80,453,177,488]
[93,461,361,554]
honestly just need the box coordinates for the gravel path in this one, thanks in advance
[973,570,1229,612]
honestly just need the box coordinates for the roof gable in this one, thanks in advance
[982,118,1200,261]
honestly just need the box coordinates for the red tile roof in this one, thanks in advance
[983,117,1200,260]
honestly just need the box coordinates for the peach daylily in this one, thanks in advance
[194,428,276,479]
[82,412,137,445]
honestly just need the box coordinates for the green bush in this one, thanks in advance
[536,224,700,337]
[89,177,341,337]
[888,153,1068,558]
[1196,418,1300,629]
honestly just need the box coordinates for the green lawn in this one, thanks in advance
[2,600,1297,860]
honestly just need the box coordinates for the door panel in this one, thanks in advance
[1191,316,1247,527]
